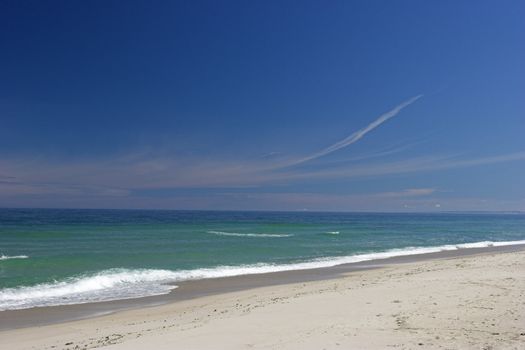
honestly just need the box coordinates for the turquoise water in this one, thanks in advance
[1,208,524,310]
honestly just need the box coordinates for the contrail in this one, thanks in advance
[287,94,423,166]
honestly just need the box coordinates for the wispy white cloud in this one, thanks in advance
[378,188,436,197]
[280,151,525,182]
[0,180,130,197]
[228,192,525,212]
[286,95,423,166]
[299,140,423,168]
[1,92,524,211]
[0,151,523,198]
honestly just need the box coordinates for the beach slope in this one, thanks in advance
[1,250,524,349]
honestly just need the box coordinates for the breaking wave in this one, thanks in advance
[0,255,28,261]
[1,239,524,310]
[208,230,292,238]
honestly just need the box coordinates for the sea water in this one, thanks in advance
[1,208,524,310]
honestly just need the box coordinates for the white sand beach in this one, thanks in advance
[1,250,524,350]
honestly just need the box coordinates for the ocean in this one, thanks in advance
[1,208,524,311]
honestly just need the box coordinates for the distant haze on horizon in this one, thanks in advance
[1,1,524,212]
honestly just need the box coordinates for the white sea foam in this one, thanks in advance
[0,255,28,261]
[326,231,340,235]
[0,269,179,311]
[1,239,524,310]
[208,230,292,238]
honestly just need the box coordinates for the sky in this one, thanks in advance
[0,0,524,212]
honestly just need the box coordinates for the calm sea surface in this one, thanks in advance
[1,209,524,310]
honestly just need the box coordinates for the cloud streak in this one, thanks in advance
[1,151,523,198]
[287,94,423,166]
[279,151,525,183]
[379,188,436,198]
[1,94,524,212]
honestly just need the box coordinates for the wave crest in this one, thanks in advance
[0,269,179,311]
[1,239,524,310]
[0,255,28,261]
[208,230,292,238]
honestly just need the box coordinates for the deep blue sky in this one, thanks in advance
[1,0,524,211]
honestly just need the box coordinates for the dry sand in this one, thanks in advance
[1,250,524,350]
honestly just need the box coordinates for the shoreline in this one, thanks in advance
[1,243,524,331]
[1,246,524,349]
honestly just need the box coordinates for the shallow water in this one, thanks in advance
[1,209,524,310]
